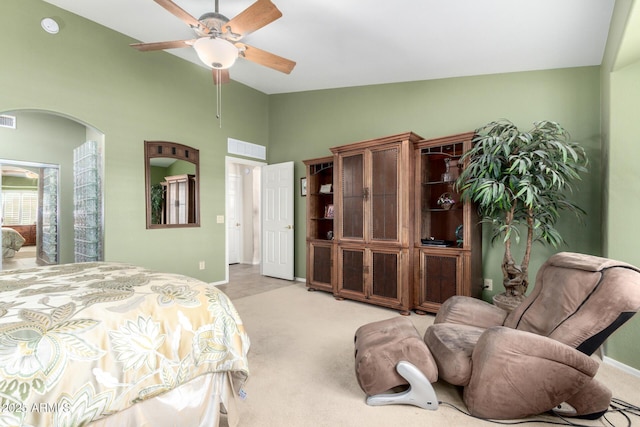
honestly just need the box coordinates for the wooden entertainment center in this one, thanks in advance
[304,131,482,314]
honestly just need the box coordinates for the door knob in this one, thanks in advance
[286,225,293,229]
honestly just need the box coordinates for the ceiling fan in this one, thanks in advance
[130,0,296,85]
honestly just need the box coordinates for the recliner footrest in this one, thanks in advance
[354,317,438,408]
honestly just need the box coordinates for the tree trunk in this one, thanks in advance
[501,207,525,296]
[515,209,535,294]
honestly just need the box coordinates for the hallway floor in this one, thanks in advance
[217,263,295,300]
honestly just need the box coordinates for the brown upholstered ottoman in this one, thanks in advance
[354,317,439,409]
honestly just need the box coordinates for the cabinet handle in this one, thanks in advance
[363,187,369,200]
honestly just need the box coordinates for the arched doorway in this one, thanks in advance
[0,110,105,270]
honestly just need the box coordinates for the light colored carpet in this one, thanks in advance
[225,282,640,427]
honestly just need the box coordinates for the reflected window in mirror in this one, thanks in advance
[144,141,200,229]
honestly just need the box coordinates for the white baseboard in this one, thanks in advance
[604,356,640,378]
[295,276,306,283]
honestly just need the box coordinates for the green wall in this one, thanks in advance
[2,176,39,190]
[0,0,269,281]
[149,162,196,186]
[601,0,640,368]
[607,60,640,368]
[268,68,603,300]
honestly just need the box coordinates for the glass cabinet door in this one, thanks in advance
[340,153,364,239]
[419,143,464,247]
[370,147,399,241]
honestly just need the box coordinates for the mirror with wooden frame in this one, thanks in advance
[144,140,200,229]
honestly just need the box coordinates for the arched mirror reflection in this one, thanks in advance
[144,141,199,229]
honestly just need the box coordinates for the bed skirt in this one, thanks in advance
[88,371,239,427]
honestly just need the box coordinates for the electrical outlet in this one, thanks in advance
[199,261,205,270]
[216,215,224,224]
[483,278,493,291]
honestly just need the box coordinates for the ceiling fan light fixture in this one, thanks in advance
[193,37,238,69]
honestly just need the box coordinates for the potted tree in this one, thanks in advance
[150,183,165,225]
[456,119,589,310]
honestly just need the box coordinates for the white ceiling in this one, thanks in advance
[42,0,615,95]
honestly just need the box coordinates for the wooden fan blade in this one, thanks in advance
[153,0,210,34]
[236,43,296,74]
[212,68,230,85]
[223,0,282,38]
[130,39,195,51]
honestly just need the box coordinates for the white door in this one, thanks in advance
[227,168,242,264]
[261,161,294,280]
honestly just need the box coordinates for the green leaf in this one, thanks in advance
[465,118,588,257]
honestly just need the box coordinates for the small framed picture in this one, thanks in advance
[324,204,334,219]
[319,183,332,194]
[300,177,307,196]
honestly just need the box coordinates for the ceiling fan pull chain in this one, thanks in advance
[216,68,223,128]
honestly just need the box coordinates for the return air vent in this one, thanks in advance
[227,138,266,160]
[0,114,16,129]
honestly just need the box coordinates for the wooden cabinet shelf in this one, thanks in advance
[425,207,464,212]
[413,132,482,314]
[304,156,336,293]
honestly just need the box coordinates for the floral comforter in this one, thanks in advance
[0,262,250,427]
[2,227,26,258]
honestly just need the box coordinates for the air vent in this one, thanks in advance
[0,114,16,129]
[227,138,266,160]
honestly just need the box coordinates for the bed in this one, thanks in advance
[0,262,250,427]
[2,227,26,258]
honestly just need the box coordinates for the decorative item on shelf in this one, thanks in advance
[421,237,455,247]
[455,224,464,247]
[327,231,334,240]
[441,157,453,182]
[450,158,461,181]
[319,183,332,194]
[437,192,455,210]
[324,204,334,219]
